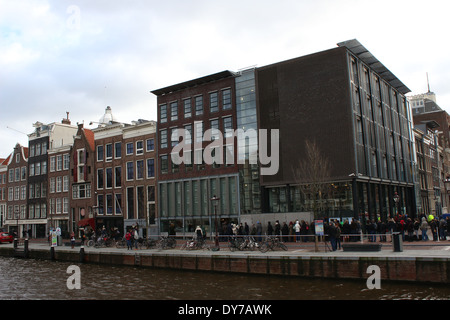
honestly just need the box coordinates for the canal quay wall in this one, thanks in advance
[1,242,450,284]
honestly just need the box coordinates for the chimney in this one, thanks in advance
[62,112,71,125]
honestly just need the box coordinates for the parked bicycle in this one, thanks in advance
[258,236,288,253]
[93,235,115,248]
[228,236,259,251]
[156,236,177,250]
[139,237,158,249]
[180,237,210,250]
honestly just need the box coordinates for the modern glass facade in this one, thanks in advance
[235,69,261,214]
[158,174,239,234]
[348,51,416,222]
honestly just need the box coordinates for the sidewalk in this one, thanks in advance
[5,236,450,260]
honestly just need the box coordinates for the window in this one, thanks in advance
[126,162,134,180]
[63,154,70,170]
[146,139,154,151]
[56,176,62,193]
[210,119,219,141]
[106,168,113,188]
[184,98,192,118]
[115,193,122,214]
[126,142,133,155]
[160,155,168,174]
[50,177,55,193]
[106,144,113,161]
[147,159,155,178]
[50,156,56,172]
[63,176,69,192]
[115,167,122,188]
[115,142,122,158]
[184,124,192,145]
[160,104,167,123]
[136,141,144,155]
[222,88,232,110]
[136,160,144,180]
[170,101,178,121]
[210,91,218,113]
[171,128,179,147]
[97,145,104,161]
[223,116,233,138]
[195,95,203,115]
[195,121,203,143]
[160,130,168,149]
[97,169,104,189]
[107,194,113,214]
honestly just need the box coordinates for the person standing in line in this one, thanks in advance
[274,220,281,240]
[267,221,273,236]
[294,220,301,242]
[256,221,262,242]
[420,217,428,241]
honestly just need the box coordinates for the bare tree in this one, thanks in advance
[292,139,332,219]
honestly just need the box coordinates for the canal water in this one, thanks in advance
[1,256,449,300]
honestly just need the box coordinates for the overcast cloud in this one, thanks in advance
[1,0,449,157]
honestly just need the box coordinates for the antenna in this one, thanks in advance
[427,72,431,93]
[6,126,28,135]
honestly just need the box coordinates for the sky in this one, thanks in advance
[1,0,449,157]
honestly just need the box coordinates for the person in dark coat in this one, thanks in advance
[267,222,273,236]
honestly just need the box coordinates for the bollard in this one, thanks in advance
[24,239,29,258]
[50,246,55,260]
[13,238,18,249]
[79,245,85,263]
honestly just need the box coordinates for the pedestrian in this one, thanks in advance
[256,221,262,242]
[125,229,133,250]
[420,217,428,241]
[244,222,250,236]
[413,218,420,241]
[267,221,273,236]
[334,221,341,250]
[133,227,139,249]
[169,221,176,238]
[70,232,76,249]
[281,222,289,242]
[342,220,351,242]
[195,225,203,240]
[274,220,281,240]
[294,220,301,242]
[439,217,447,240]
[327,222,338,251]
[430,219,438,241]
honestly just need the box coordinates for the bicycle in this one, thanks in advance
[139,237,157,249]
[181,237,210,250]
[259,236,288,253]
[94,236,115,248]
[156,236,177,250]
[115,237,127,249]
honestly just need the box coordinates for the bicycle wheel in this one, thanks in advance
[86,240,94,247]
[278,242,288,251]
[259,242,269,253]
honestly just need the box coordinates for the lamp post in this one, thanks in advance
[210,195,220,251]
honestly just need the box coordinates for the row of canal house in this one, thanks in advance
[1,39,430,239]
[0,109,157,239]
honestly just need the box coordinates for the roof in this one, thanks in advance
[337,39,411,95]
[151,70,238,96]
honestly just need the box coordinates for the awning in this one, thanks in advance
[78,218,95,229]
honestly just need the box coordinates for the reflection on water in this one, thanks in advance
[0,257,449,300]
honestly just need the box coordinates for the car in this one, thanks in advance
[0,232,13,243]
